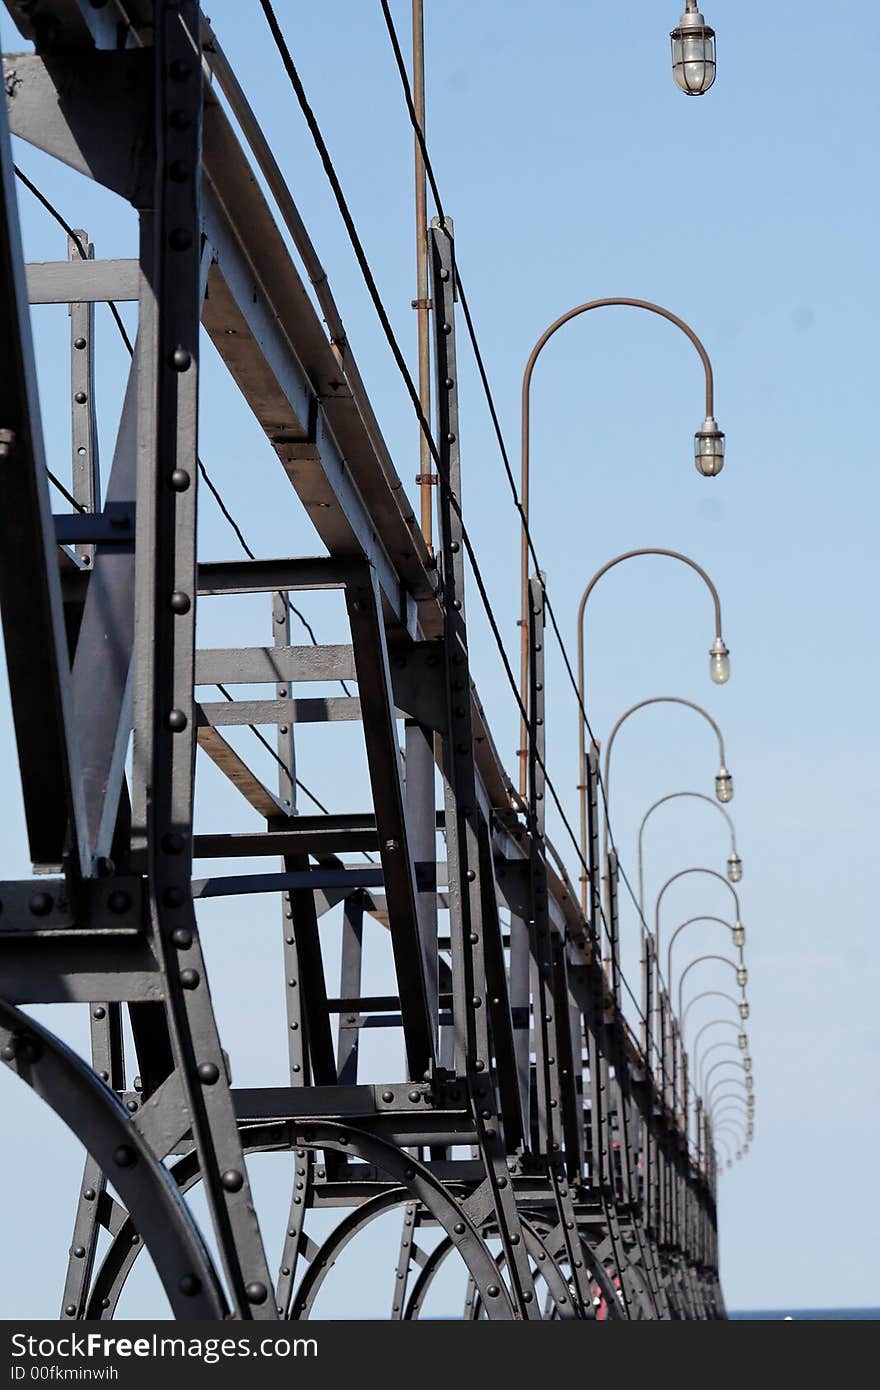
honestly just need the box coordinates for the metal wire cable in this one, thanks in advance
[263,0,667,1079]
[376,2,672,1059]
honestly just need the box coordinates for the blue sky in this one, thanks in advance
[0,0,877,1316]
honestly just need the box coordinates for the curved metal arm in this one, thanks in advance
[638,792,737,913]
[690,1016,742,1059]
[666,915,734,992]
[518,297,717,793]
[706,1075,751,1107]
[604,699,729,826]
[575,555,726,907]
[681,989,742,1042]
[709,1088,753,1115]
[677,952,743,1023]
[655,867,740,967]
[702,1056,747,1094]
[713,1116,747,1140]
[696,1038,742,1090]
[712,1103,750,1129]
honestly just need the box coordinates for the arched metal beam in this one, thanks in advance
[0,1000,224,1319]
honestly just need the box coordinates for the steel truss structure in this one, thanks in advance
[0,0,725,1320]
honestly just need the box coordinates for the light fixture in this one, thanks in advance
[736,965,748,987]
[695,416,725,476]
[743,1055,752,1072]
[745,1075,754,1091]
[727,852,743,883]
[738,1031,748,1050]
[671,3,717,97]
[739,1000,749,1020]
[747,1093,755,1107]
[732,920,745,949]
[715,766,734,803]
[709,636,730,685]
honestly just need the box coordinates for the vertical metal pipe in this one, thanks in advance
[412,0,433,546]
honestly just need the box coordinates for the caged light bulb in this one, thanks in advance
[671,4,717,97]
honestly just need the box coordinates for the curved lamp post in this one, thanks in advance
[518,297,723,792]
[575,549,730,907]
[691,1017,748,1054]
[713,1103,751,1132]
[670,3,717,95]
[682,989,750,1043]
[655,867,742,970]
[706,1075,753,1110]
[677,953,747,1026]
[638,790,741,914]
[666,915,745,994]
[703,1056,751,1095]
[605,701,734,830]
[698,1039,750,1090]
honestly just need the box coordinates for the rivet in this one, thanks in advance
[92,1006,106,1020]
[179,968,200,989]
[73,1245,85,1258]
[171,927,193,949]
[170,591,191,614]
[74,337,86,350]
[162,832,185,854]
[29,892,53,917]
[407,1090,421,1103]
[487,1285,500,1297]
[245,1281,268,1305]
[178,1274,201,1296]
[197,1062,219,1084]
[74,390,87,404]
[107,890,131,914]
[166,708,188,732]
[169,227,192,251]
[170,347,191,372]
[220,1170,243,1192]
[113,1145,136,1168]
[126,1099,138,1112]
[64,1304,76,1316]
[83,1188,96,1202]
[453,1222,465,1235]
[169,468,190,491]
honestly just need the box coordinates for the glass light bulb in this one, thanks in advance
[727,854,743,883]
[736,966,748,987]
[745,1075,754,1090]
[715,770,734,803]
[694,417,725,475]
[710,639,730,685]
[732,922,745,949]
[738,1032,748,1050]
[743,1056,752,1072]
[739,1001,750,1020]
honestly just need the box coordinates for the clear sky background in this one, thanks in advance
[0,0,877,1317]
